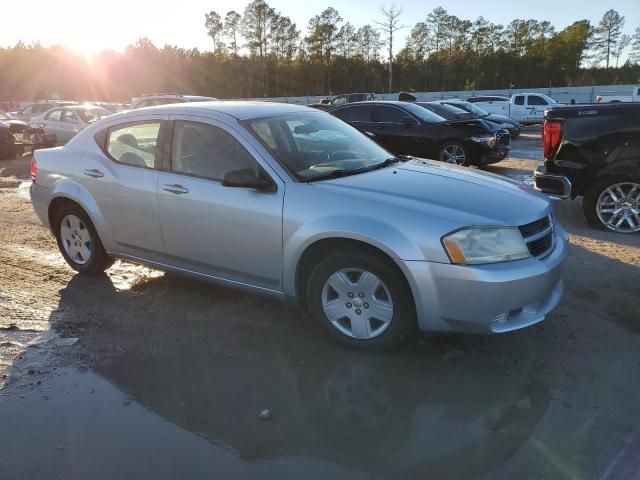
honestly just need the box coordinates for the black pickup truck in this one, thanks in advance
[534,103,640,233]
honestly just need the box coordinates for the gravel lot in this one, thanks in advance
[0,127,639,480]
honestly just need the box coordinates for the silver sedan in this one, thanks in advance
[29,102,567,349]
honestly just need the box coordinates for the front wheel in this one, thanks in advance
[583,176,640,233]
[306,250,416,350]
[438,142,469,166]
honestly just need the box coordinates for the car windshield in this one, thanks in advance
[399,102,446,123]
[421,103,473,120]
[77,107,111,123]
[246,112,396,181]
[455,102,490,117]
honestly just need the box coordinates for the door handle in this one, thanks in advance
[162,184,189,194]
[83,169,104,178]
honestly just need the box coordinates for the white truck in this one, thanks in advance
[596,86,640,103]
[467,93,561,125]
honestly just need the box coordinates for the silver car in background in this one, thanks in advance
[30,105,112,144]
[29,102,567,349]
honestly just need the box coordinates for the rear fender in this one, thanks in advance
[48,179,113,250]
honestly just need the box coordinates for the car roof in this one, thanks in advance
[130,101,316,120]
[332,100,408,108]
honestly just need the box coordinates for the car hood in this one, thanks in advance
[437,118,499,133]
[310,159,551,227]
[485,114,519,126]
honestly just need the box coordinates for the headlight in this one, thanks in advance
[470,135,496,146]
[500,122,512,129]
[442,227,530,265]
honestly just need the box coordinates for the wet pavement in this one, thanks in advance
[1,130,640,479]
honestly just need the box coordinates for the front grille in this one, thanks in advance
[519,215,555,258]
[496,132,511,146]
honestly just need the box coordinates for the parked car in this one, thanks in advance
[0,109,26,159]
[91,102,128,113]
[14,101,77,121]
[470,93,561,125]
[417,101,476,120]
[309,93,375,110]
[534,102,640,233]
[438,100,522,138]
[467,95,511,104]
[29,105,112,144]
[129,93,217,109]
[0,109,55,157]
[330,100,510,166]
[30,102,567,349]
[596,86,640,103]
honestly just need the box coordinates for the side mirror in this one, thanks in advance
[222,168,275,192]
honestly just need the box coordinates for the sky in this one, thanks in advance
[1,0,639,56]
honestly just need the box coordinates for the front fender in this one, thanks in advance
[282,214,428,297]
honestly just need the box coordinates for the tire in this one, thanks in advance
[306,249,416,350]
[583,175,640,234]
[53,204,114,273]
[438,141,470,166]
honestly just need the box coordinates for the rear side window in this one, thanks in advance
[331,96,348,106]
[61,110,79,123]
[514,96,525,106]
[106,122,161,168]
[332,105,371,122]
[528,96,548,106]
[371,106,408,123]
[171,121,258,181]
[47,110,62,121]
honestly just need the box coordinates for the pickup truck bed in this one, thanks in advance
[534,103,640,233]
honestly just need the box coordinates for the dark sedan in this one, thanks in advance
[329,101,510,166]
[437,100,522,138]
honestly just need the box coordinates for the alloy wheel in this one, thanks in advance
[321,268,393,340]
[60,214,92,264]
[596,182,640,233]
[440,144,466,165]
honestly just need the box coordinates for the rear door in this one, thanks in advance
[59,110,83,143]
[510,95,526,121]
[155,115,284,290]
[41,109,65,143]
[82,116,167,257]
[368,105,420,155]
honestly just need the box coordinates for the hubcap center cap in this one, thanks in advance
[353,300,363,308]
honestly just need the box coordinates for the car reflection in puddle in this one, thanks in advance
[60,272,552,478]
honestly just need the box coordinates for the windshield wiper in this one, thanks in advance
[307,157,408,182]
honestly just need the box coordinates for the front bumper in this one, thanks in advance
[478,145,510,165]
[398,223,568,334]
[534,165,572,199]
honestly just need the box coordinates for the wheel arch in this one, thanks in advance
[292,237,417,317]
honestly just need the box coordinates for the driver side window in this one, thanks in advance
[171,121,259,181]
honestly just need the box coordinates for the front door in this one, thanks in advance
[156,116,284,291]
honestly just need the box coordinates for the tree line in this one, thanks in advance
[1,1,639,101]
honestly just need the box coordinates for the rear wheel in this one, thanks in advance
[306,250,416,350]
[54,204,114,273]
[438,141,469,166]
[583,176,640,233]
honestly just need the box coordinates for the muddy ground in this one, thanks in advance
[0,127,639,480]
